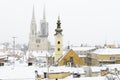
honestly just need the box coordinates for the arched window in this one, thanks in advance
[58,41,60,44]
[58,48,60,51]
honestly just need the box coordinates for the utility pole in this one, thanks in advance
[12,37,16,69]
[12,37,16,55]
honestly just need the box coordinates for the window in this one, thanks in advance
[110,57,115,60]
[28,62,32,66]
[58,48,60,51]
[0,63,4,66]
[58,41,60,44]
[70,56,73,66]
[117,57,120,60]
[37,45,39,47]
[36,39,40,43]
[70,56,73,63]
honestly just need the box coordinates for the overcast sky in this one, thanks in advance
[0,0,120,46]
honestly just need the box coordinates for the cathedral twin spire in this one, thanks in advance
[43,5,46,20]
[30,6,37,36]
[30,5,48,37]
[32,6,35,20]
[32,5,46,20]
[31,5,62,37]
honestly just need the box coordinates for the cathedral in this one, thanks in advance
[28,7,50,51]
[28,6,64,64]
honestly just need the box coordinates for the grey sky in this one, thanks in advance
[0,0,120,46]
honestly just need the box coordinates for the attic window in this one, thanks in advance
[70,56,73,63]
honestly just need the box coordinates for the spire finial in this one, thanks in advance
[43,5,46,20]
[57,15,61,28]
[55,16,62,35]
[32,5,35,19]
[58,15,60,20]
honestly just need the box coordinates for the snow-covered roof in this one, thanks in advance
[0,65,85,80]
[90,66,106,72]
[71,46,96,51]
[92,48,120,55]
[46,66,85,74]
[102,64,120,71]
[78,55,87,57]
[0,66,37,80]
[1,63,120,80]
[63,76,105,80]
[52,51,66,57]
[84,64,120,73]
[26,50,51,58]
[0,51,9,58]
[8,49,24,53]
[0,45,5,49]
[34,51,50,57]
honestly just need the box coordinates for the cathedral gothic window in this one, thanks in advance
[37,45,39,47]
[36,39,41,43]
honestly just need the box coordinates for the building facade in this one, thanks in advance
[89,48,120,65]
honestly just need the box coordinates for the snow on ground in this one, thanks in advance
[0,66,36,80]
[0,63,120,80]
[63,76,105,80]
[0,64,85,80]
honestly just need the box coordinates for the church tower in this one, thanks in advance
[28,6,37,50]
[40,6,48,37]
[28,6,50,51]
[37,6,49,50]
[30,6,37,36]
[54,16,63,62]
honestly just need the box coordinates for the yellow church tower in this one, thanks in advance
[54,16,63,62]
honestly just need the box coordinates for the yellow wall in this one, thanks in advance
[106,44,116,48]
[55,34,63,62]
[101,69,109,76]
[47,72,71,79]
[96,54,120,60]
[58,49,85,66]
[94,53,120,64]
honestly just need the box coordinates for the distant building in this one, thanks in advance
[90,48,120,65]
[26,50,54,67]
[70,46,97,65]
[106,44,116,48]
[28,6,50,51]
